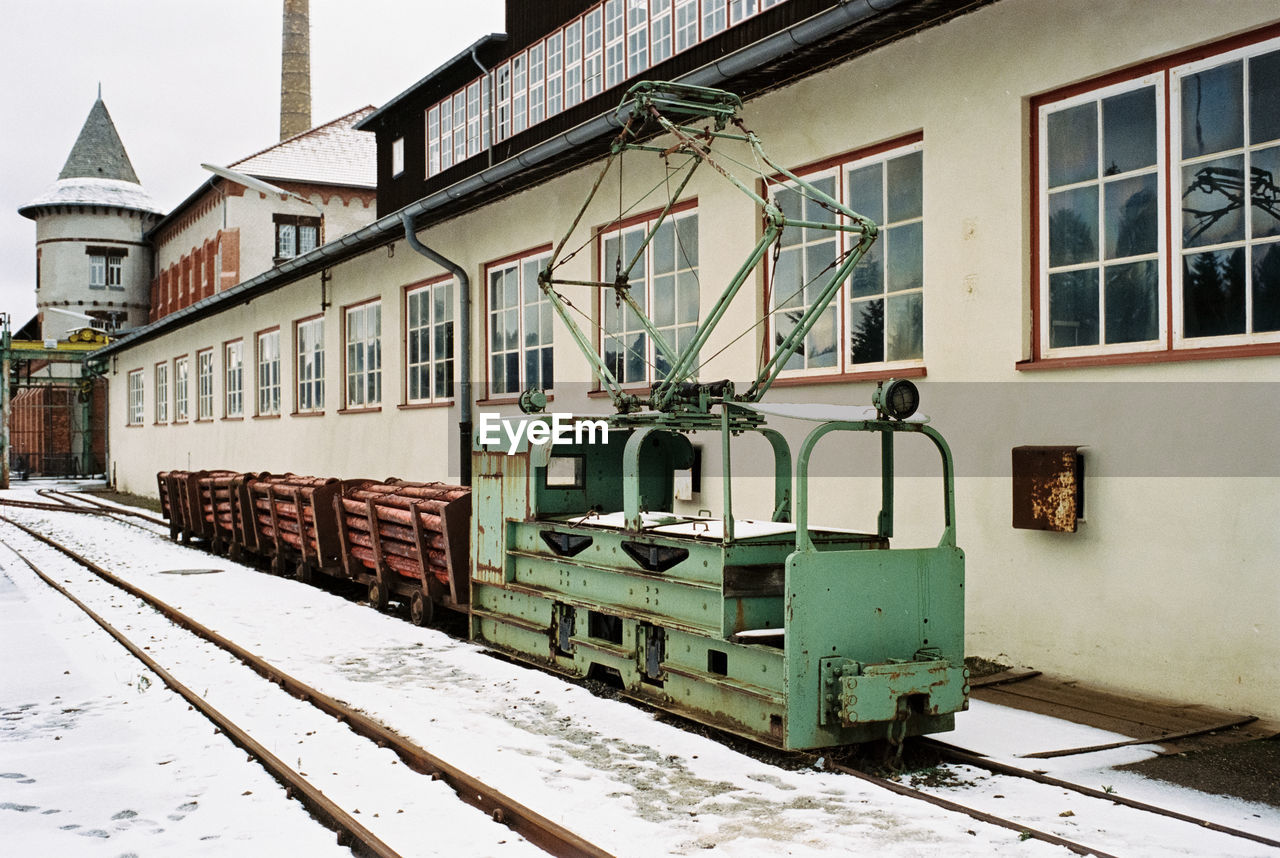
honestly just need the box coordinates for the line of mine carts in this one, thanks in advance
[157,470,470,626]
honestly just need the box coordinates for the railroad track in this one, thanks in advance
[6,499,1278,857]
[0,512,609,858]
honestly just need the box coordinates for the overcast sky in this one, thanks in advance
[0,0,506,326]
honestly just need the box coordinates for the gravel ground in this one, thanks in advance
[1120,736,1280,809]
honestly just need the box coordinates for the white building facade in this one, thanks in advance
[100,0,1280,719]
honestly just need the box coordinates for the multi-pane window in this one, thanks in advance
[345,301,382,408]
[512,52,528,136]
[406,279,455,403]
[296,317,325,413]
[154,362,169,423]
[1175,41,1280,343]
[1036,35,1280,358]
[174,356,190,421]
[496,63,512,141]
[702,0,727,37]
[427,106,440,175]
[275,216,320,260]
[770,140,925,374]
[604,0,625,89]
[565,19,584,107]
[730,0,756,25]
[127,370,144,426]
[224,340,243,418]
[196,349,214,420]
[257,330,281,416]
[584,8,604,99]
[626,0,649,77]
[453,91,467,166]
[440,96,454,171]
[467,81,483,157]
[529,43,545,127]
[674,0,698,52]
[88,251,123,290]
[546,33,563,117]
[487,251,554,396]
[601,210,699,384]
[650,0,673,65]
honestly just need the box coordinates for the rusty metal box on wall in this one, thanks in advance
[1012,445,1084,533]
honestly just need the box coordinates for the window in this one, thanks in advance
[127,370,144,426]
[604,0,625,89]
[627,0,649,77]
[467,81,483,157]
[174,356,190,422]
[769,139,925,375]
[730,0,757,25]
[406,278,455,403]
[87,248,124,290]
[512,52,528,135]
[546,32,563,117]
[345,301,382,408]
[224,340,243,417]
[296,316,325,413]
[487,250,554,397]
[196,349,214,420]
[600,208,699,385]
[565,19,584,107]
[496,62,511,141]
[392,136,405,176]
[702,0,727,38]
[427,105,440,175]
[529,42,545,127]
[584,8,604,99]
[650,0,673,65]
[1034,33,1280,360]
[453,91,467,166]
[275,215,320,260]
[256,329,281,416]
[674,0,698,53]
[154,362,169,423]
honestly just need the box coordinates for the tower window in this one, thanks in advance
[86,246,126,291]
[274,214,321,261]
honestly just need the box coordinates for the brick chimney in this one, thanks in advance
[280,0,311,140]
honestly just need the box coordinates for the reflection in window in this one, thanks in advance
[1043,81,1161,350]
[1177,45,1280,340]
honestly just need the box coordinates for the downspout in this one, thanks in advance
[400,210,472,486]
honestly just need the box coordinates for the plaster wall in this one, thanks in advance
[108,0,1280,718]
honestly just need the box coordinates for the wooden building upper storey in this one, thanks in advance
[355,0,975,215]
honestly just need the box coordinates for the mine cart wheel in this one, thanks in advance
[228,543,243,562]
[409,590,433,627]
[270,554,285,576]
[368,580,389,612]
[296,561,314,585]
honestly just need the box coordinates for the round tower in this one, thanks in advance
[18,91,162,339]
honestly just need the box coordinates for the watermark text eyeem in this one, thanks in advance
[478,412,609,455]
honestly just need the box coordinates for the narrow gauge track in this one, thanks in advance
[10,499,1279,857]
[1,494,169,528]
[0,512,610,858]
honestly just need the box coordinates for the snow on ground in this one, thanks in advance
[2,492,1278,856]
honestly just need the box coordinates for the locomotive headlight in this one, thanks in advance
[872,378,920,421]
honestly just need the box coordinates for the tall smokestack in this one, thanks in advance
[280,0,311,140]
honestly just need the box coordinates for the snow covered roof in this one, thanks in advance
[18,176,162,218]
[228,106,377,189]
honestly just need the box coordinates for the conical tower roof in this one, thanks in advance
[19,92,161,219]
[58,94,140,183]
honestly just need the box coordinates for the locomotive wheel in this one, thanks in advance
[368,580,389,612]
[409,590,432,627]
[296,561,314,585]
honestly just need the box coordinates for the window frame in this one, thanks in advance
[274,214,321,261]
[765,135,928,384]
[127,369,144,426]
[404,276,456,405]
[173,355,190,423]
[483,245,555,401]
[391,136,405,177]
[294,315,325,415]
[596,201,700,388]
[224,339,244,418]
[1027,26,1280,368]
[343,299,383,410]
[255,328,282,417]
[154,361,169,424]
[196,348,215,421]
